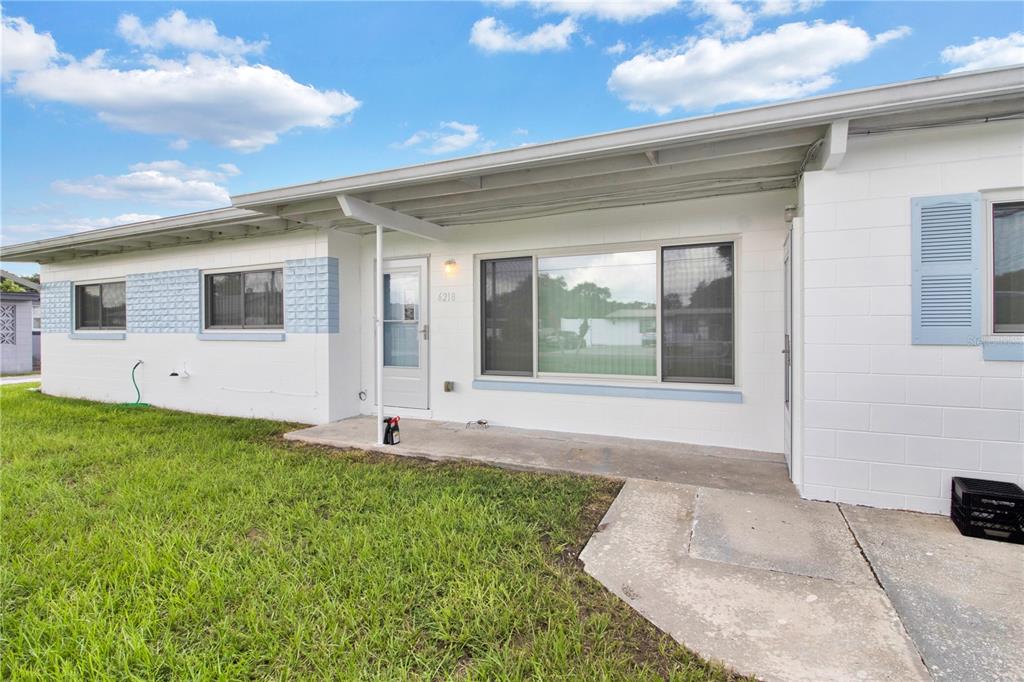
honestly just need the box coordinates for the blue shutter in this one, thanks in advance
[911,193,982,345]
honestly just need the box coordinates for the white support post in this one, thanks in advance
[375,224,385,445]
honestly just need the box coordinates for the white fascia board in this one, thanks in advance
[1,207,264,261]
[337,195,448,241]
[232,66,1024,208]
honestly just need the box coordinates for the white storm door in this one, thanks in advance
[382,258,429,410]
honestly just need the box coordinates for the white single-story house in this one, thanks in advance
[4,67,1022,514]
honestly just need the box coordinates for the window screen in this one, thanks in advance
[662,243,734,383]
[75,281,125,330]
[205,269,283,329]
[993,202,1024,333]
[481,257,533,374]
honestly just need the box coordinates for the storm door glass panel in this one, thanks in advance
[383,271,419,368]
[537,251,656,376]
[994,202,1024,333]
[207,273,243,327]
[100,281,126,329]
[481,257,533,375]
[76,284,101,329]
[243,270,283,327]
[662,243,734,383]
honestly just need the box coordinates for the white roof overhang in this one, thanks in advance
[4,65,1022,262]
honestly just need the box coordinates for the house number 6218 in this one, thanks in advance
[437,290,456,303]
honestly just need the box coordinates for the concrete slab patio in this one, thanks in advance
[286,415,796,497]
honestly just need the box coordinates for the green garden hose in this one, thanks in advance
[119,360,150,408]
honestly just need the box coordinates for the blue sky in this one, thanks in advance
[2,1,1022,274]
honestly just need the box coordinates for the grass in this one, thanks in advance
[1,384,741,681]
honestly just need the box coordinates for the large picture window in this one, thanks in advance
[538,251,657,376]
[993,202,1024,333]
[481,257,533,375]
[75,281,125,330]
[662,243,735,383]
[480,241,736,385]
[205,269,283,329]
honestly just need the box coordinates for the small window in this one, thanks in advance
[75,281,125,330]
[481,257,533,375]
[662,243,735,383]
[993,202,1024,333]
[205,269,283,329]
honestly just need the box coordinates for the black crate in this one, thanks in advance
[950,477,1024,544]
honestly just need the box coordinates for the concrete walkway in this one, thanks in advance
[581,480,929,682]
[286,415,796,497]
[1,374,40,385]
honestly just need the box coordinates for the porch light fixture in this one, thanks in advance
[443,258,458,277]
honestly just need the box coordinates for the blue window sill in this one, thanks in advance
[472,379,742,403]
[69,332,125,340]
[197,332,285,342]
[982,338,1024,362]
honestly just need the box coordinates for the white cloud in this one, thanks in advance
[117,10,267,57]
[605,40,627,55]
[512,127,530,135]
[758,0,822,17]
[693,0,753,38]
[2,214,164,242]
[396,121,484,154]
[608,21,910,113]
[1,14,59,79]
[470,16,577,53]
[13,52,360,152]
[523,1,682,23]
[52,160,239,206]
[941,32,1024,73]
[4,12,360,152]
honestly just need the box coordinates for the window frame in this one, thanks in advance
[203,267,285,331]
[74,280,126,331]
[989,199,1024,335]
[475,236,740,388]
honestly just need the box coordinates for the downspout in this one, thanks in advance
[375,224,385,445]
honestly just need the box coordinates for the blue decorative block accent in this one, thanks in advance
[472,379,743,403]
[982,340,1024,362]
[41,280,72,333]
[284,257,339,333]
[126,268,201,333]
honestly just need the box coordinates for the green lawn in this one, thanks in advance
[1,384,738,680]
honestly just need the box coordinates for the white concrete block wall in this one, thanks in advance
[39,230,358,424]
[358,190,793,452]
[798,120,1024,513]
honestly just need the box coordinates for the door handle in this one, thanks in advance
[421,324,429,340]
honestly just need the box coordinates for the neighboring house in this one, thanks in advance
[4,67,1022,514]
[0,270,41,373]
